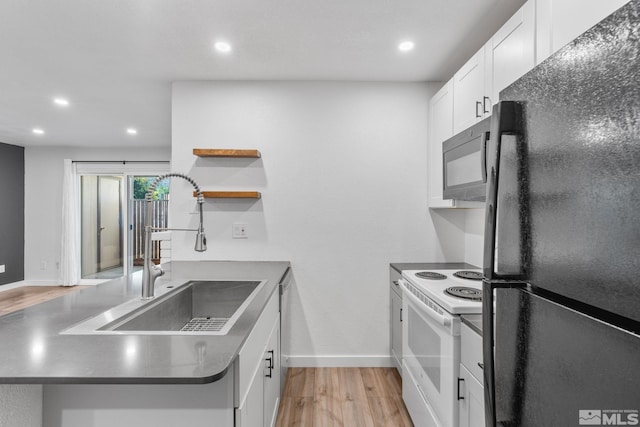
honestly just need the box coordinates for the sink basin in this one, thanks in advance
[62,280,266,336]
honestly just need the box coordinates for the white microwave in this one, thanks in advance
[442,117,490,202]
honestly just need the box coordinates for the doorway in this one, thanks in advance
[81,175,123,279]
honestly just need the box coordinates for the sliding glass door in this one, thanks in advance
[76,162,169,281]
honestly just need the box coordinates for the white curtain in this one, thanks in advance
[60,159,80,286]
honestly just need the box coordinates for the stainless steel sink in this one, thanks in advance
[62,280,266,336]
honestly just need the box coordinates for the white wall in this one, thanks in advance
[24,146,170,283]
[464,208,486,267]
[171,81,468,365]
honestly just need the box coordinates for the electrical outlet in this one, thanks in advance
[0,265,5,273]
[232,223,248,239]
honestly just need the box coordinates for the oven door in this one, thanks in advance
[402,279,460,427]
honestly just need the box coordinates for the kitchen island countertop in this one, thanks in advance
[0,260,290,384]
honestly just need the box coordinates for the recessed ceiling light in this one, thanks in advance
[53,97,69,106]
[32,128,45,135]
[398,41,415,52]
[126,128,138,135]
[214,41,232,53]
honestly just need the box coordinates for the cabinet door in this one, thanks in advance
[428,79,455,208]
[453,47,486,134]
[536,0,629,64]
[487,0,535,105]
[263,317,281,427]
[236,366,264,427]
[458,364,485,427]
[390,285,403,373]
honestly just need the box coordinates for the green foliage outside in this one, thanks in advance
[133,177,170,200]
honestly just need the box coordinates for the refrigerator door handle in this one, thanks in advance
[483,280,526,427]
[483,101,522,280]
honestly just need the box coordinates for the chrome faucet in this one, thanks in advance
[141,173,207,299]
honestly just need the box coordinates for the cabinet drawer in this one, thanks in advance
[461,323,483,381]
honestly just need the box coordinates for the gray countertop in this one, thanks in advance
[390,262,479,273]
[0,261,290,385]
[461,314,483,336]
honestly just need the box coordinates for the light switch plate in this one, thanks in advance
[0,264,5,273]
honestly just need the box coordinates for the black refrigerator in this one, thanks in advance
[482,1,640,426]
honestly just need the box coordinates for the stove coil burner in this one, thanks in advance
[415,271,447,280]
[445,286,482,301]
[453,270,484,281]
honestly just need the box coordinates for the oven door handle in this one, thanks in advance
[400,279,452,327]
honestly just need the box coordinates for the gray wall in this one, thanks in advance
[0,142,24,285]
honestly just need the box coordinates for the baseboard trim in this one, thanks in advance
[0,281,27,291]
[23,280,61,286]
[287,355,394,368]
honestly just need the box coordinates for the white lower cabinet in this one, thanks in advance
[459,322,485,427]
[458,365,485,427]
[235,292,281,427]
[390,267,403,374]
[236,319,280,427]
[263,318,281,426]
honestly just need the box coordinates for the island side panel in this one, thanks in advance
[42,375,234,427]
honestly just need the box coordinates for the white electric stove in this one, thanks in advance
[401,269,484,314]
[400,268,484,427]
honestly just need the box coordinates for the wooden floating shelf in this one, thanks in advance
[193,149,261,158]
[194,191,262,199]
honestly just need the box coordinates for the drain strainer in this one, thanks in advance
[180,317,229,332]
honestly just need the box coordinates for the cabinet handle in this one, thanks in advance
[457,378,465,400]
[393,280,399,287]
[478,362,484,370]
[400,308,403,322]
[475,101,483,118]
[483,96,491,114]
[265,350,274,378]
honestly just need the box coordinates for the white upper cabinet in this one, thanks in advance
[453,48,487,135]
[536,0,630,64]
[486,0,536,105]
[429,80,455,208]
[429,0,625,207]
[453,1,535,134]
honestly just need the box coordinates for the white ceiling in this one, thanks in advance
[0,0,524,148]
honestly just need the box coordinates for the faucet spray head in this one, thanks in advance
[194,194,206,252]
[195,229,207,252]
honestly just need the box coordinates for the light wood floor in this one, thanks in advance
[276,367,413,427]
[0,285,88,316]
